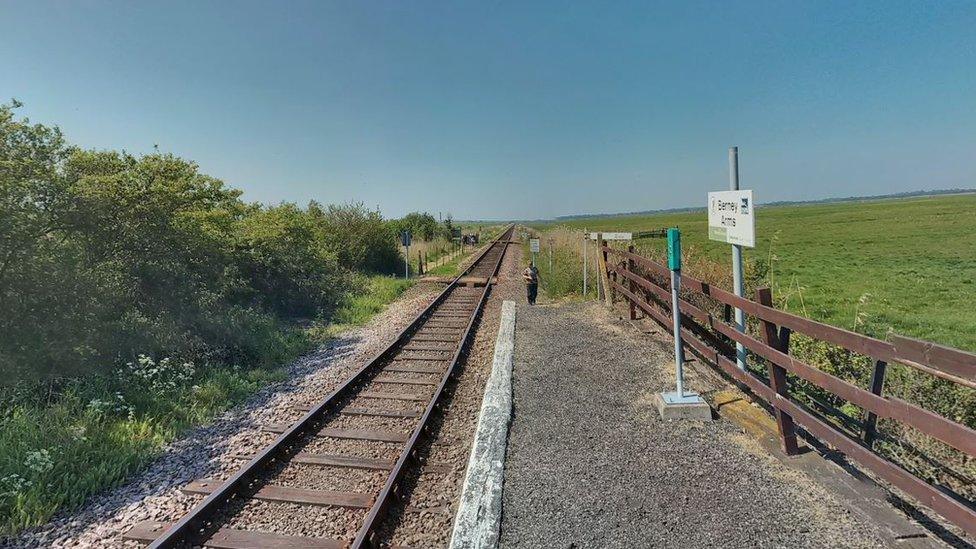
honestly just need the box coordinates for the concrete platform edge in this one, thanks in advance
[449,300,516,549]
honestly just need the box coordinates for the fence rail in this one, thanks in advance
[599,243,976,538]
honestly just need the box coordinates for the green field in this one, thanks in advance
[542,194,976,352]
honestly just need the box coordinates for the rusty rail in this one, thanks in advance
[138,225,514,548]
[600,243,976,538]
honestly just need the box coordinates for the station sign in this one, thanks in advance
[400,230,411,247]
[707,190,755,248]
[529,238,540,253]
[587,232,632,241]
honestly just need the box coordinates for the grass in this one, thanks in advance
[325,275,415,334]
[426,252,467,277]
[537,194,976,351]
[0,274,413,536]
[521,227,595,302]
[0,359,290,535]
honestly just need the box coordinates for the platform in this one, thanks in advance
[498,301,895,547]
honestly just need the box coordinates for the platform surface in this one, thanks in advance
[499,301,891,548]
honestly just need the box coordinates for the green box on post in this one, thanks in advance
[667,228,681,271]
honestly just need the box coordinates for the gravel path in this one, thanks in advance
[1,282,443,549]
[500,300,889,548]
[378,241,524,548]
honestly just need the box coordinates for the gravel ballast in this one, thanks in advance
[377,242,524,548]
[1,282,443,549]
[500,300,889,548]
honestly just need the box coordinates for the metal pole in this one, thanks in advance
[404,244,409,279]
[671,268,685,397]
[582,230,588,297]
[730,146,747,371]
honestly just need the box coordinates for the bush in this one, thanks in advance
[309,202,400,273]
[390,211,450,241]
[0,102,392,386]
[0,102,429,535]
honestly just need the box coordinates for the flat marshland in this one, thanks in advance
[538,193,976,352]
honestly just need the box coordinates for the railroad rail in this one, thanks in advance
[126,225,515,548]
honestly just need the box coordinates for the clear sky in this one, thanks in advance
[2,1,974,219]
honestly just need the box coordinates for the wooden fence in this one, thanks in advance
[599,242,976,538]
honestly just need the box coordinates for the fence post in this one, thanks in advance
[598,235,612,305]
[627,245,637,320]
[863,360,888,448]
[756,287,800,456]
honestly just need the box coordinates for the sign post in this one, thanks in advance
[655,228,711,420]
[668,228,687,397]
[400,230,412,279]
[707,147,756,371]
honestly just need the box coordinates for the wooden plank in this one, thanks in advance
[262,424,411,442]
[373,376,438,386]
[597,234,609,303]
[413,330,462,337]
[627,245,638,320]
[385,364,444,374]
[756,287,800,456]
[891,334,976,385]
[229,452,394,470]
[410,335,461,343]
[183,479,373,508]
[863,360,888,448]
[125,521,343,548]
[342,407,423,418]
[359,391,427,401]
[317,427,411,443]
[394,355,450,362]
[289,403,423,417]
[402,344,455,352]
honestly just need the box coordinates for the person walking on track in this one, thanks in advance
[523,262,540,305]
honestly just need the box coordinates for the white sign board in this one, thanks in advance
[587,232,633,241]
[708,190,756,248]
[529,238,540,253]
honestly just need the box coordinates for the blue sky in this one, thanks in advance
[2,1,974,219]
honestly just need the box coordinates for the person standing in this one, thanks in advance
[523,262,540,305]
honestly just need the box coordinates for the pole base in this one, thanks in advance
[654,391,713,421]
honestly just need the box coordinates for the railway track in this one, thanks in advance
[125,225,515,549]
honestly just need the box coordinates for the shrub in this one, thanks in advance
[309,202,400,273]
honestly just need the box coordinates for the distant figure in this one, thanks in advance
[523,263,540,305]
